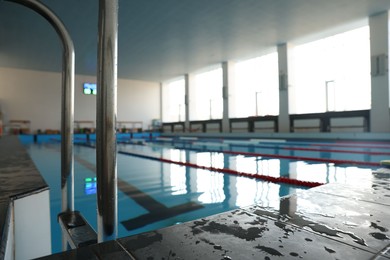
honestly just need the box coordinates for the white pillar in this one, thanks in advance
[277,43,293,132]
[222,61,235,132]
[369,11,390,133]
[159,82,163,122]
[185,73,195,131]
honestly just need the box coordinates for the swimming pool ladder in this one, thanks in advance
[6,0,118,251]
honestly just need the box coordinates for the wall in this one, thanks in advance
[14,190,51,259]
[0,67,160,133]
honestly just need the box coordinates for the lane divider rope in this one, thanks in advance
[116,150,324,188]
[168,146,380,167]
[227,143,390,156]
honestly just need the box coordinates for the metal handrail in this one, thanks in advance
[96,0,118,242]
[7,0,119,247]
[5,0,75,250]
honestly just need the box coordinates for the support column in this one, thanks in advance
[159,82,163,123]
[222,61,235,133]
[185,74,195,132]
[277,43,293,132]
[369,11,390,132]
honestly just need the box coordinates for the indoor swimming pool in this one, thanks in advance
[19,134,390,254]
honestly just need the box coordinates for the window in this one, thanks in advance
[193,68,223,120]
[162,79,185,122]
[290,26,370,114]
[233,52,279,118]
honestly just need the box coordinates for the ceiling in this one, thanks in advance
[1,0,390,82]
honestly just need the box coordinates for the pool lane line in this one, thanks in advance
[155,137,390,149]
[86,141,380,167]
[308,142,390,150]
[117,150,325,188]
[226,143,390,156]
[153,138,390,152]
[69,148,205,230]
[118,179,204,231]
[168,146,380,167]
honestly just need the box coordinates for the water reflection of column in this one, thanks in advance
[321,150,331,184]
[326,163,330,183]
[280,160,294,214]
[222,154,237,208]
[279,159,292,197]
[160,149,166,189]
[185,150,197,194]
[280,191,297,217]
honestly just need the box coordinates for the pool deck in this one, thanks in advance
[40,169,390,259]
[0,136,49,259]
[1,134,389,259]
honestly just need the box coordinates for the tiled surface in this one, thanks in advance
[311,177,390,207]
[40,180,390,259]
[248,190,390,253]
[0,201,10,259]
[38,171,390,260]
[0,136,48,203]
[2,135,388,259]
[0,136,49,258]
[118,208,377,260]
[37,240,133,260]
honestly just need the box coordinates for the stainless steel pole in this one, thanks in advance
[5,0,75,250]
[5,0,75,214]
[96,0,118,242]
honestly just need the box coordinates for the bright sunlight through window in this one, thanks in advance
[193,68,223,120]
[162,78,185,122]
[233,52,279,117]
[290,26,370,114]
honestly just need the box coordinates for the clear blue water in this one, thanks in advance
[20,135,388,254]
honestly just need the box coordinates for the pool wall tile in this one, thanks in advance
[0,136,50,259]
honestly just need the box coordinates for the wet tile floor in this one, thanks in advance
[40,172,390,260]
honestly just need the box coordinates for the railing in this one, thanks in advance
[190,119,222,133]
[162,122,185,133]
[290,110,370,132]
[5,0,76,250]
[74,120,95,133]
[162,111,370,133]
[9,119,31,134]
[230,116,278,133]
[162,116,278,133]
[6,0,120,251]
[117,121,143,132]
[96,0,118,243]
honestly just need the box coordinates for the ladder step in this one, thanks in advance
[58,211,97,249]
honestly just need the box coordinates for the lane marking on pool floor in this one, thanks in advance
[71,150,204,230]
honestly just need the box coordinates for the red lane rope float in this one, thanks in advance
[117,150,325,188]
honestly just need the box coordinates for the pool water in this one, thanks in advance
[22,136,388,254]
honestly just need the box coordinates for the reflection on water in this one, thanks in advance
[292,161,373,188]
[235,178,281,209]
[196,170,226,204]
[25,139,387,255]
[167,150,297,208]
[164,145,375,210]
[170,164,186,195]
